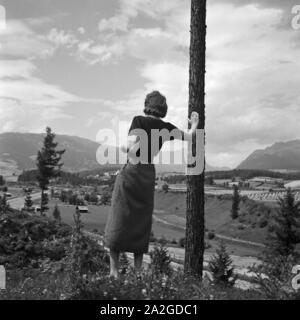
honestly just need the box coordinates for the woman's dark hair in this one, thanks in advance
[144,91,168,118]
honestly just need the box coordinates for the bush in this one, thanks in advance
[171,239,177,245]
[258,218,268,228]
[0,211,72,269]
[178,237,185,248]
[149,243,173,277]
[149,231,156,242]
[208,242,237,287]
[207,231,215,240]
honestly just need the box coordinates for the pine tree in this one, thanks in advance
[0,194,10,215]
[24,192,33,212]
[208,241,236,286]
[268,188,300,257]
[185,0,206,278]
[52,203,61,222]
[231,185,240,220]
[37,127,65,216]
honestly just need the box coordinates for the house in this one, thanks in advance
[76,206,89,213]
[284,180,300,190]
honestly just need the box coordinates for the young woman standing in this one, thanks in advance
[104,91,199,278]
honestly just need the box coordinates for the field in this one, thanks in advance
[42,189,271,258]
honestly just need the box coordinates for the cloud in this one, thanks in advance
[93,0,300,168]
[47,28,79,48]
[0,20,54,58]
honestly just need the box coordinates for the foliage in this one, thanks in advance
[208,242,237,287]
[66,209,109,295]
[24,192,34,212]
[52,204,61,222]
[119,252,130,275]
[231,185,240,220]
[162,183,169,193]
[267,188,300,257]
[36,127,65,215]
[0,175,5,186]
[149,243,173,277]
[0,210,71,269]
[179,237,185,248]
[250,254,300,300]
[0,194,10,215]
[207,231,215,240]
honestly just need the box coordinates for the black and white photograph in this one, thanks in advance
[0,0,300,306]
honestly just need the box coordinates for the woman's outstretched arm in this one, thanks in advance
[120,135,140,156]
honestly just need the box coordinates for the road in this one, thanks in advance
[8,192,41,210]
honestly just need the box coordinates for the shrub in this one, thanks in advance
[0,211,72,269]
[67,210,109,294]
[157,236,168,246]
[52,204,61,222]
[149,243,173,277]
[208,242,237,287]
[207,231,215,240]
[171,239,177,245]
[178,237,185,248]
[149,230,156,242]
[258,218,268,228]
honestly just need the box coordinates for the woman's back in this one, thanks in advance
[128,115,183,163]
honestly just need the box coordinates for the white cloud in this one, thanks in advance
[47,28,79,48]
[94,1,300,168]
[0,20,54,58]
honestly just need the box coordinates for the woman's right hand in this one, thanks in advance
[188,111,199,127]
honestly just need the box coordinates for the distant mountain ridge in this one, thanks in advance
[237,139,300,170]
[0,132,227,176]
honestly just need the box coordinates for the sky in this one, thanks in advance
[0,0,300,168]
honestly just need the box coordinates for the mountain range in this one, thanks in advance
[0,132,227,176]
[237,140,300,171]
[2,132,299,176]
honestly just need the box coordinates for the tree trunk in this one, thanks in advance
[184,0,206,277]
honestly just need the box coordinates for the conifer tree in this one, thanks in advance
[208,241,236,286]
[24,192,33,212]
[231,185,240,220]
[268,188,300,257]
[37,127,65,216]
[52,203,61,222]
[0,194,10,215]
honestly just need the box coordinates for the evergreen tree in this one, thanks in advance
[231,185,240,220]
[24,192,33,212]
[52,203,61,222]
[208,242,236,286]
[162,183,169,193]
[268,188,300,257]
[0,194,10,215]
[36,127,65,216]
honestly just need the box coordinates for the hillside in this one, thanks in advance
[237,140,300,170]
[0,132,102,174]
[154,191,275,244]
